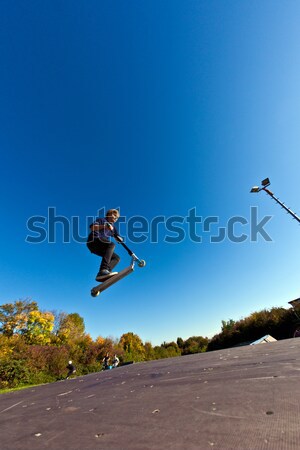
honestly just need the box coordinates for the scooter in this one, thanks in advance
[90,230,146,298]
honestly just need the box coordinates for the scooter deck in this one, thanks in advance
[91,265,134,297]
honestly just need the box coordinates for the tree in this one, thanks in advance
[144,341,155,360]
[181,336,208,355]
[207,307,294,351]
[159,341,181,358]
[56,312,85,343]
[119,332,145,362]
[177,337,184,349]
[0,299,38,337]
[23,310,55,345]
[221,319,236,332]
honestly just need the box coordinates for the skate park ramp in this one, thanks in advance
[1,337,300,450]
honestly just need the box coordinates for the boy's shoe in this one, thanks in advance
[96,270,118,282]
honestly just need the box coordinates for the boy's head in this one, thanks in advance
[106,209,120,223]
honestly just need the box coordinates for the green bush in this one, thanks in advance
[0,358,31,388]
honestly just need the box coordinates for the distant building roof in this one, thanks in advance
[250,335,277,345]
[288,298,300,308]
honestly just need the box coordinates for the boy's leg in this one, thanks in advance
[99,243,119,272]
[109,252,120,271]
[87,240,120,272]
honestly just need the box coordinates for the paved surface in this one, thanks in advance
[1,338,300,449]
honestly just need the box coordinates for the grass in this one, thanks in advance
[0,383,43,394]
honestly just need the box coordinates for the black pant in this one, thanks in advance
[87,239,120,273]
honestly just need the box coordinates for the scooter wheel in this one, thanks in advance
[138,260,146,268]
[91,289,100,297]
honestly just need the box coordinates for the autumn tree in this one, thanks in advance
[221,319,236,332]
[179,336,209,355]
[161,341,181,356]
[144,341,155,360]
[55,312,85,343]
[207,307,293,351]
[182,336,208,355]
[153,341,181,359]
[0,299,38,337]
[119,332,145,362]
[23,310,55,345]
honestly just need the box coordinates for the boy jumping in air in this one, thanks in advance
[87,209,123,282]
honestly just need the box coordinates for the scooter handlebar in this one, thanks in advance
[104,222,145,267]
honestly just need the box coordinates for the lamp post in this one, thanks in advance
[250,178,300,224]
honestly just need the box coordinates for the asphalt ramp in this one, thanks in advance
[1,338,300,449]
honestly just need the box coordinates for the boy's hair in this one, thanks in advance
[106,208,120,218]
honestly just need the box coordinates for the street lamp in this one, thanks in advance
[250,178,300,224]
[250,177,271,193]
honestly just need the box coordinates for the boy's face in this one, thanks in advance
[106,211,119,223]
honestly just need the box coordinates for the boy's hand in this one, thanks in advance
[105,222,114,231]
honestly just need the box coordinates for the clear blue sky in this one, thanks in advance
[1,1,300,345]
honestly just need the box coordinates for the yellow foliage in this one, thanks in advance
[25,310,55,345]
[95,336,105,345]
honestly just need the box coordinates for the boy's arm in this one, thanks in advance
[112,224,124,242]
[104,222,124,242]
[90,223,104,231]
[90,221,110,232]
